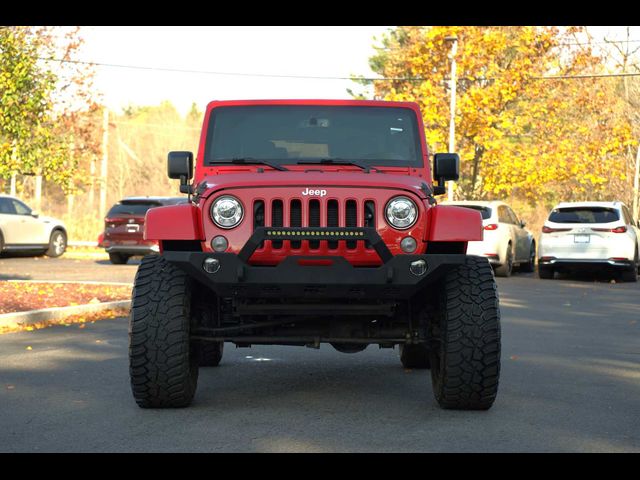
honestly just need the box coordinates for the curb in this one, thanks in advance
[6,280,133,287]
[0,300,131,329]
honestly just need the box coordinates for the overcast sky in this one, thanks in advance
[77,26,392,116]
[75,26,640,117]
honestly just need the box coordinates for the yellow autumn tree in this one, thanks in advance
[356,26,634,206]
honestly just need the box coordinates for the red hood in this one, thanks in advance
[196,170,431,200]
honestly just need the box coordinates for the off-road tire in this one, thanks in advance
[429,256,501,410]
[520,242,536,273]
[129,255,199,408]
[538,265,554,279]
[400,344,430,369]
[109,252,130,264]
[45,229,66,257]
[494,243,513,277]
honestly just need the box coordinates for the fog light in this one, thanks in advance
[203,258,221,274]
[409,259,427,276]
[400,236,417,253]
[211,235,228,252]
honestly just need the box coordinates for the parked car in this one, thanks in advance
[101,196,188,264]
[538,201,640,281]
[443,200,535,277]
[0,194,67,257]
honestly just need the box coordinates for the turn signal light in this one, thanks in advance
[484,224,498,230]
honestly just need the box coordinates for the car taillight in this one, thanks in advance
[484,224,498,230]
[105,217,121,223]
[592,226,627,233]
[542,226,571,234]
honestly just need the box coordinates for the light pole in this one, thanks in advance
[445,35,458,201]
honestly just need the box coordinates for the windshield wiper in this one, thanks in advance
[212,158,288,171]
[296,158,380,173]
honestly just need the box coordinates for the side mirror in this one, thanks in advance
[30,210,39,218]
[433,153,460,183]
[520,220,527,228]
[168,151,193,194]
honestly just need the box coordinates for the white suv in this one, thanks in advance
[444,200,535,277]
[0,195,68,257]
[538,201,640,281]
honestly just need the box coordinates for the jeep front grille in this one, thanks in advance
[253,198,376,252]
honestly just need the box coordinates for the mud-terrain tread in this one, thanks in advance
[430,255,501,410]
[129,255,198,408]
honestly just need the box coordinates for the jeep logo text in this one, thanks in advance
[302,188,327,197]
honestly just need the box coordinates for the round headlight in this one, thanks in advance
[211,195,244,229]
[385,196,418,230]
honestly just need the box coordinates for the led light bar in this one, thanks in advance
[264,228,368,240]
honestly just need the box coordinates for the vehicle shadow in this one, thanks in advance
[553,270,633,283]
[0,251,46,259]
[94,259,142,266]
[0,273,32,280]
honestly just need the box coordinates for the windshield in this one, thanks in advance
[108,202,163,217]
[548,207,620,224]
[204,105,422,167]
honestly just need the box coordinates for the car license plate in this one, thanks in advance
[574,234,590,243]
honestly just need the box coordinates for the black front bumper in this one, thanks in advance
[163,227,465,299]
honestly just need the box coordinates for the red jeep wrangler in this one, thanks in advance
[129,100,501,410]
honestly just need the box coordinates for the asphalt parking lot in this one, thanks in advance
[0,255,139,284]
[0,256,639,452]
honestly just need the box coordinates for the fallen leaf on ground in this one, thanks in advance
[0,282,131,315]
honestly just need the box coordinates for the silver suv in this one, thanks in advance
[0,195,67,257]
[538,201,640,281]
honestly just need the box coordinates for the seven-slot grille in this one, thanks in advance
[253,198,376,251]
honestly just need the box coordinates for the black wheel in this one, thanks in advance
[45,229,66,257]
[0,231,4,253]
[109,252,130,264]
[494,243,513,277]
[621,249,638,282]
[538,265,554,279]
[129,255,199,408]
[400,344,430,369]
[520,242,536,273]
[429,256,501,410]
